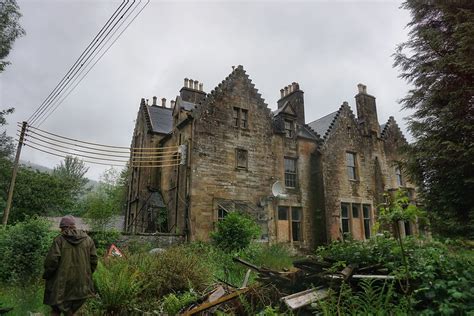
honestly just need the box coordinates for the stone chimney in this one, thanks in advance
[161,98,166,107]
[355,83,379,137]
[277,82,305,125]
[180,77,206,103]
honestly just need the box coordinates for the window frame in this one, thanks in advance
[284,157,297,188]
[284,119,294,138]
[277,205,303,243]
[363,204,371,239]
[233,107,249,129]
[346,152,357,180]
[235,148,248,170]
[395,165,403,186]
[341,203,351,235]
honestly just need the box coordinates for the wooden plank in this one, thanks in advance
[352,274,396,280]
[281,287,329,310]
[182,288,249,316]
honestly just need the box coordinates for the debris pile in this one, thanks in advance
[174,256,396,315]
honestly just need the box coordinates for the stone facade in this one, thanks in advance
[125,66,416,248]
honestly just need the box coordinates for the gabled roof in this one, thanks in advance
[380,116,407,142]
[307,110,339,139]
[272,101,296,117]
[145,105,173,134]
[298,124,319,140]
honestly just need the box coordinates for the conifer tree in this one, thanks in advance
[394,1,474,237]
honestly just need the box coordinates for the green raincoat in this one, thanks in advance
[43,229,98,306]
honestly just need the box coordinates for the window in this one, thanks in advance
[233,107,248,129]
[341,203,350,234]
[284,158,297,188]
[241,109,248,128]
[236,148,248,169]
[217,207,228,221]
[395,165,403,186]
[284,119,294,138]
[346,152,357,180]
[233,107,239,127]
[352,204,360,218]
[292,207,302,242]
[404,221,412,236]
[363,204,371,239]
[278,206,288,220]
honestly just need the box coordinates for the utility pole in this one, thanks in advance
[2,121,27,225]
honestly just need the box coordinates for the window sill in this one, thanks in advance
[349,179,359,183]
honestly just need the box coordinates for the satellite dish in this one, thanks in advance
[271,181,288,199]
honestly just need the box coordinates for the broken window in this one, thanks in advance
[363,204,371,239]
[341,203,350,235]
[284,119,294,138]
[292,207,302,242]
[236,148,248,169]
[284,157,297,188]
[217,207,228,221]
[346,152,357,180]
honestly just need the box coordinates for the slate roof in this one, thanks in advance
[181,100,197,111]
[307,111,339,138]
[298,124,319,140]
[146,105,173,134]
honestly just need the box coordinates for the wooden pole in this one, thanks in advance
[2,121,27,225]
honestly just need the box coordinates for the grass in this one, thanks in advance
[0,281,49,315]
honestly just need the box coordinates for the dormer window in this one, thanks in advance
[233,107,248,129]
[284,119,294,138]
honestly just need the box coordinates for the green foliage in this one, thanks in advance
[0,0,25,72]
[88,230,120,256]
[210,212,261,252]
[0,281,49,315]
[161,291,198,315]
[0,217,55,284]
[316,236,474,314]
[142,245,211,298]
[378,189,423,225]
[83,167,127,231]
[315,279,411,315]
[93,259,143,313]
[0,108,14,158]
[393,1,474,238]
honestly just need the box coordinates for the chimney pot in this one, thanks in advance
[292,82,298,91]
[284,86,289,96]
[194,80,199,90]
[152,96,157,106]
[295,83,300,90]
[140,98,145,105]
[161,98,166,107]
[146,98,149,105]
[184,78,189,88]
[171,100,175,108]
[199,83,203,91]
[189,79,194,89]
[280,89,284,98]
[357,83,367,94]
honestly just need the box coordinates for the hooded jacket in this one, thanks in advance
[43,229,98,306]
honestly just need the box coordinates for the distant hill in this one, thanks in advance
[19,160,99,188]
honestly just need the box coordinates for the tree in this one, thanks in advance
[53,156,90,209]
[0,0,25,73]
[393,1,474,237]
[83,167,127,231]
[0,107,14,158]
[210,212,261,252]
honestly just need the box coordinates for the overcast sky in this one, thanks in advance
[1,0,412,180]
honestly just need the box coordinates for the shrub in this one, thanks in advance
[88,229,120,256]
[93,259,143,313]
[161,291,198,315]
[0,217,55,283]
[142,246,211,298]
[210,212,261,252]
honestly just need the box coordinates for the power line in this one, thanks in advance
[28,0,131,125]
[34,0,147,127]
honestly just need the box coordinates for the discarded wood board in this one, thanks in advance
[352,274,396,280]
[182,287,249,316]
[281,287,329,310]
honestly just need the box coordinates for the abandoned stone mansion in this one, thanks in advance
[125,65,417,248]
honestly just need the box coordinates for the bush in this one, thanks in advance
[142,246,211,298]
[93,259,143,313]
[316,236,474,314]
[161,291,198,315]
[210,212,261,252]
[88,229,120,256]
[0,217,55,283]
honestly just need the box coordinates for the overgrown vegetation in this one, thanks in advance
[210,211,261,252]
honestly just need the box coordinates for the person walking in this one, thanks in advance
[43,215,98,316]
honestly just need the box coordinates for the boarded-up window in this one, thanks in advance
[341,203,350,234]
[363,204,371,239]
[284,158,297,188]
[346,152,357,180]
[236,148,248,169]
